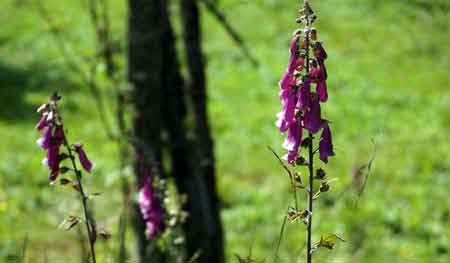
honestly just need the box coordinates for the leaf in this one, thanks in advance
[58,216,80,231]
[59,178,72,185]
[312,233,345,252]
[60,167,71,174]
[98,229,112,240]
[287,207,309,224]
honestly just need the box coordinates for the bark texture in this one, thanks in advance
[129,0,224,262]
[128,1,165,262]
[180,0,224,262]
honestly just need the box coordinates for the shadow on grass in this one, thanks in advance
[0,62,79,121]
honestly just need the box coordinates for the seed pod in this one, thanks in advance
[316,168,326,180]
[311,28,317,40]
[320,181,330,192]
[296,156,308,166]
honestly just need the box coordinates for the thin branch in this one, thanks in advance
[268,146,299,210]
[199,0,259,67]
[357,138,377,197]
[35,1,116,141]
[272,206,289,263]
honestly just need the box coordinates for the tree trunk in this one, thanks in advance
[180,0,224,262]
[128,0,165,262]
[129,0,224,262]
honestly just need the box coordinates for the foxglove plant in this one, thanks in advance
[274,1,341,262]
[35,93,98,263]
[137,156,165,239]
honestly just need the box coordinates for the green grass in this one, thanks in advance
[1,0,449,262]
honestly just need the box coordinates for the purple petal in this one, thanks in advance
[303,96,322,134]
[139,175,164,239]
[36,113,49,131]
[47,144,60,181]
[37,126,52,150]
[283,150,299,164]
[282,119,302,152]
[276,88,297,132]
[316,81,328,102]
[74,144,93,173]
[297,79,311,111]
[319,123,335,163]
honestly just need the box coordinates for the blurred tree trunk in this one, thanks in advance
[180,0,224,262]
[128,0,224,262]
[128,0,165,262]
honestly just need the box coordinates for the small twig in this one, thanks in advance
[35,1,116,141]
[199,0,259,67]
[357,138,377,197]
[272,206,289,263]
[268,146,299,210]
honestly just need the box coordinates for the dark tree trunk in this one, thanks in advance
[129,0,224,262]
[128,0,166,262]
[180,0,225,262]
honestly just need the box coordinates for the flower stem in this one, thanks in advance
[304,1,313,261]
[61,129,97,263]
[307,133,314,263]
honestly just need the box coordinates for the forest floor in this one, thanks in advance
[0,0,449,262]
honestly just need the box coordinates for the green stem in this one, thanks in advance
[61,129,97,263]
[304,1,313,261]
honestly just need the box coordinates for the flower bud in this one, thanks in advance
[319,181,330,192]
[315,168,326,180]
[311,28,317,40]
[296,156,308,166]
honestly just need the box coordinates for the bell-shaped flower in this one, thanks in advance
[316,81,328,102]
[139,174,164,239]
[47,143,60,181]
[279,35,299,90]
[303,95,322,134]
[276,87,297,132]
[283,149,299,164]
[313,42,328,62]
[283,119,303,152]
[74,144,93,173]
[37,126,52,150]
[319,123,335,163]
[36,113,49,131]
[297,79,311,111]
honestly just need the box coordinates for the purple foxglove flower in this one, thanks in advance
[283,119,302,152]
[36,113,49,131]
[279,72,296,91]
[74,144,93,173]
[297,79,311,111]
[283,149,299,164]
[37,126,52,150]
[276,88,297,132]
[54,126,65,143]
[47,144,60,181]
[313,42,328,62]
[303,95,322,134]
[319,62,328,80]
[278,35,299,90]
[316,80,328,102]
[139,175,164,239]
[319,123,335,163]
[295,55,305,72]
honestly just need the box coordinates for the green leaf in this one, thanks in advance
[58,216,80,231]
[313,233,345,252]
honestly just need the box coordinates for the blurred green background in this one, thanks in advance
[0,0,449,262]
